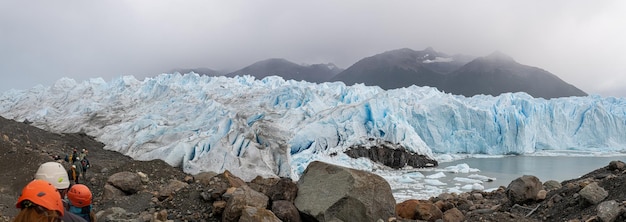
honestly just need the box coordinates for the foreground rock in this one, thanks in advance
[506,175,543,204]
[295,161,396,221]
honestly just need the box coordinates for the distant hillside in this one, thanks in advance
[443,51,588,98]
[331,48,586,99]
[330,48,472,89]
[227,58,343,83]
[168,67,224,77]
[168,48,587,99]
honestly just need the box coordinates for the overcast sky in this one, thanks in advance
[1,1,625,97]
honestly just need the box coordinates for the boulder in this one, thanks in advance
[506,175,542,204]
[543,180,562,191]
[239,206,281,222]
[442,208,465,222]
[608,160,625,171]
[267,178,298,202]
[579,182,608,205]
[221,170,247,188]
[195,171,219,186]
[271,200,301,222]
[396,199,443,221]
[597,200,622,222]
[414,201,443,222]
[158,179,189,200]
[102,183,126,200]
[536,190,547,200]
[295,161,396,222]
[248,176,280,195]
[203,170,247,202]
[396,199,420,219]
[222,185,269,222]
[107,171,143,194]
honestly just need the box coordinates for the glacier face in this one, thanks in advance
[1,73,625,180]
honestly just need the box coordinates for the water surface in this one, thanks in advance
[437,155,626,190]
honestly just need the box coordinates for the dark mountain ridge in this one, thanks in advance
[169,48,587,99]
[226,58,343,83]
[329,48,472,90]
[443,51,588,98]
[168,67,224,77]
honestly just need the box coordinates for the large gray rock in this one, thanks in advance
[222,185,269,222]
[579,182,608,205]
[102,183,126,200]
[294,161,396,222]
[107,171,143,194]
[597,200,622,222]
[506,175,543,204]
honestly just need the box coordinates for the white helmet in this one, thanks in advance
[34,162,70,189]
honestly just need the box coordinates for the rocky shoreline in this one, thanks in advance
[2,116,626,221]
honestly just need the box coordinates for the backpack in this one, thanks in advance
[69,205,93,222]
[80,159,90,171]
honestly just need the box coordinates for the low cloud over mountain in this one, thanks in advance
[172,48,587,99]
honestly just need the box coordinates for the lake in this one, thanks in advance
[437,155,626,190]
[384,155,626,202]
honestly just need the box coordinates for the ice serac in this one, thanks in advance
[1,74,626,181]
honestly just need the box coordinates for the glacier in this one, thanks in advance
[1,73,626,182]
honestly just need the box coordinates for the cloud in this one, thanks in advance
[0,0,625,97]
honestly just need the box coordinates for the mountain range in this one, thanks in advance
[170,48,587,99]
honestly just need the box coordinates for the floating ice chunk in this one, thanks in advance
[426,172,446,179]
[398,176,417,183]
[444,163,480,173]
[424,179,447,186]
[462,183,485,191]
[472,183,485,190]
[468,174,496,182]
[448,187,463,194]
[403,171,425,178]
[453,177,483,184]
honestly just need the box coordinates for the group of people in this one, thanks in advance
[64,148,91,185]
[13,160,96,221]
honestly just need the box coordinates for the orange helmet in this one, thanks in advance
[15,179,64,217]
[68,184,92,207]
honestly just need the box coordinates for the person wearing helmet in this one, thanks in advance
[14,179,64,222]
[68,184,96,222]
[35,162,87,222]
[68,158,84,184]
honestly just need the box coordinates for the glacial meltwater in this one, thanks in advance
[384,154,626,202]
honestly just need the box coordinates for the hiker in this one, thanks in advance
[79,148,88,160]
[68,184,96,222]
[35,162,88,222]
[68,160,84,185]
[13,179,64,222]
[65,148,79,164]
[79,154,90,181]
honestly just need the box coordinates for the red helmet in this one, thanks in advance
[68,184,92,207]
[15,179,64,217]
